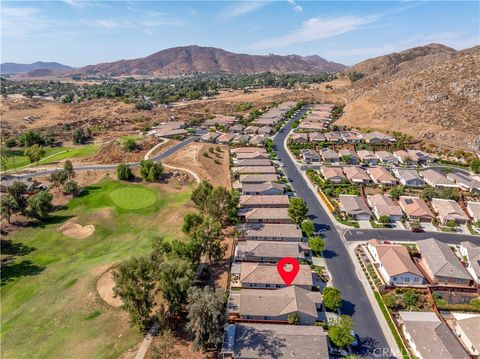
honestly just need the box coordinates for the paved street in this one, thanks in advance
[274,111,392,357]
[11,136,198,179]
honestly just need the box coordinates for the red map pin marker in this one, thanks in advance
[277,257,300,286]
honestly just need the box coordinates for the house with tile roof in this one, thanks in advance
[367,167,397,186]
[459,241,480,284]
[417,238,473,286]
[398,311,469,359]
[367,239,425,285]
[398,196,435,222]
[238,262,313,289]
[367,194,403,221]
[232,286,322,325]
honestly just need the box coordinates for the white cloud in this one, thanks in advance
[287,0,303,13]
[79,19,128,30]
[221,1,271,18]
[190,9,199,16]
[1,7,49,37]
[250,15,377,49]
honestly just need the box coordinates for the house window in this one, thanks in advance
[393,277,397,281]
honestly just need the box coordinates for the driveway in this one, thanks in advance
[420,222,438,232]
[274,112,391,356]
[358,220,373,229]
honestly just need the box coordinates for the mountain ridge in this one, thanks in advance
[1,61,74,74]
[71,45,346,77]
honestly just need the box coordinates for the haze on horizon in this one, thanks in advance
[1,0,479,67]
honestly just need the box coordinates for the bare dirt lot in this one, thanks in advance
[163,142,231,188]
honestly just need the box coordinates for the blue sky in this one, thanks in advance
[1,1,479,67]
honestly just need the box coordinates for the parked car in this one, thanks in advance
[411,227,425,233]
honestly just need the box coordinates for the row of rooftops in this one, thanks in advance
[223,132,331,358]
[338,193,480,223]
[367,237,480,286]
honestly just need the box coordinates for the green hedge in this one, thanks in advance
[373,292,411,359]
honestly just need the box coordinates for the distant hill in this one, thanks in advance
[73,45,346,77]
[338,43,480,150]
[1,61,74,75]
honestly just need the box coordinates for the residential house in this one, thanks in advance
[431,199,469,225]
[319,148,339,163]
[309,132,326,143]
[290,133,309,143]
[341,131,362,144]
[217,133,236,144]
[338,195,372,220]
[234,286,322,325]
[367,194,403,221]
[451,313,480,356]
[324,131,344,143]
[244,126,259,135]
[466,201,480,222]
[232,134,251,144]
[239,195,290,208]
[232,166,277,175]
[151,121,184,130]
[239,174,278,184]
[398,311,469,359]
[150,128,188,138]
[459,242,480,284]
[249,135,265,147]
[407,149,434,165]
[357,150,379,165]
[253,117,279,127]
[239,262,313,289]
[393,150,418,166]
[231,147,267,155]
[229,124,246,134]
[203,115,237,128]
[220,323,329,359]
[417,238,473,286]
[398,196,435,222]
[338,149,359,164]
[236,159,272,167]
[375,151,398,165]
[421,169,458,189]
[0,177,39,193]
[362,131,396,144]
[239,208,291,224]
[298,122,327,132]
[367,167,397,186]
[235,152,270,160]
[321,167,346,184]
[241,182,284,195]
[300,149,321,163]
[343,166,371,185]
[392,169,426,187]
[237,224,303,242]
[234,241,309,263]
[367,239,425,285]
[257,126,273,136]
[447,172,480,193]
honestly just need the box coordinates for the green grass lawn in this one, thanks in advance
[1,145,99,172]
[109,187,157,210]
[1,180,194,359]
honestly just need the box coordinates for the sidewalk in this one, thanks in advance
[344,241,401,355]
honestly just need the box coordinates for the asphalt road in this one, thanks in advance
[274,110,391,357]
[344,228,478,244]
[11,136,198,179]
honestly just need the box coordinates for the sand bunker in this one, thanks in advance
[60,221,95,239]
[97,269,123,308]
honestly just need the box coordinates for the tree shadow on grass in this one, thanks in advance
[0,239,36,256]
[22,214,75,229]
[1,260,45,286]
